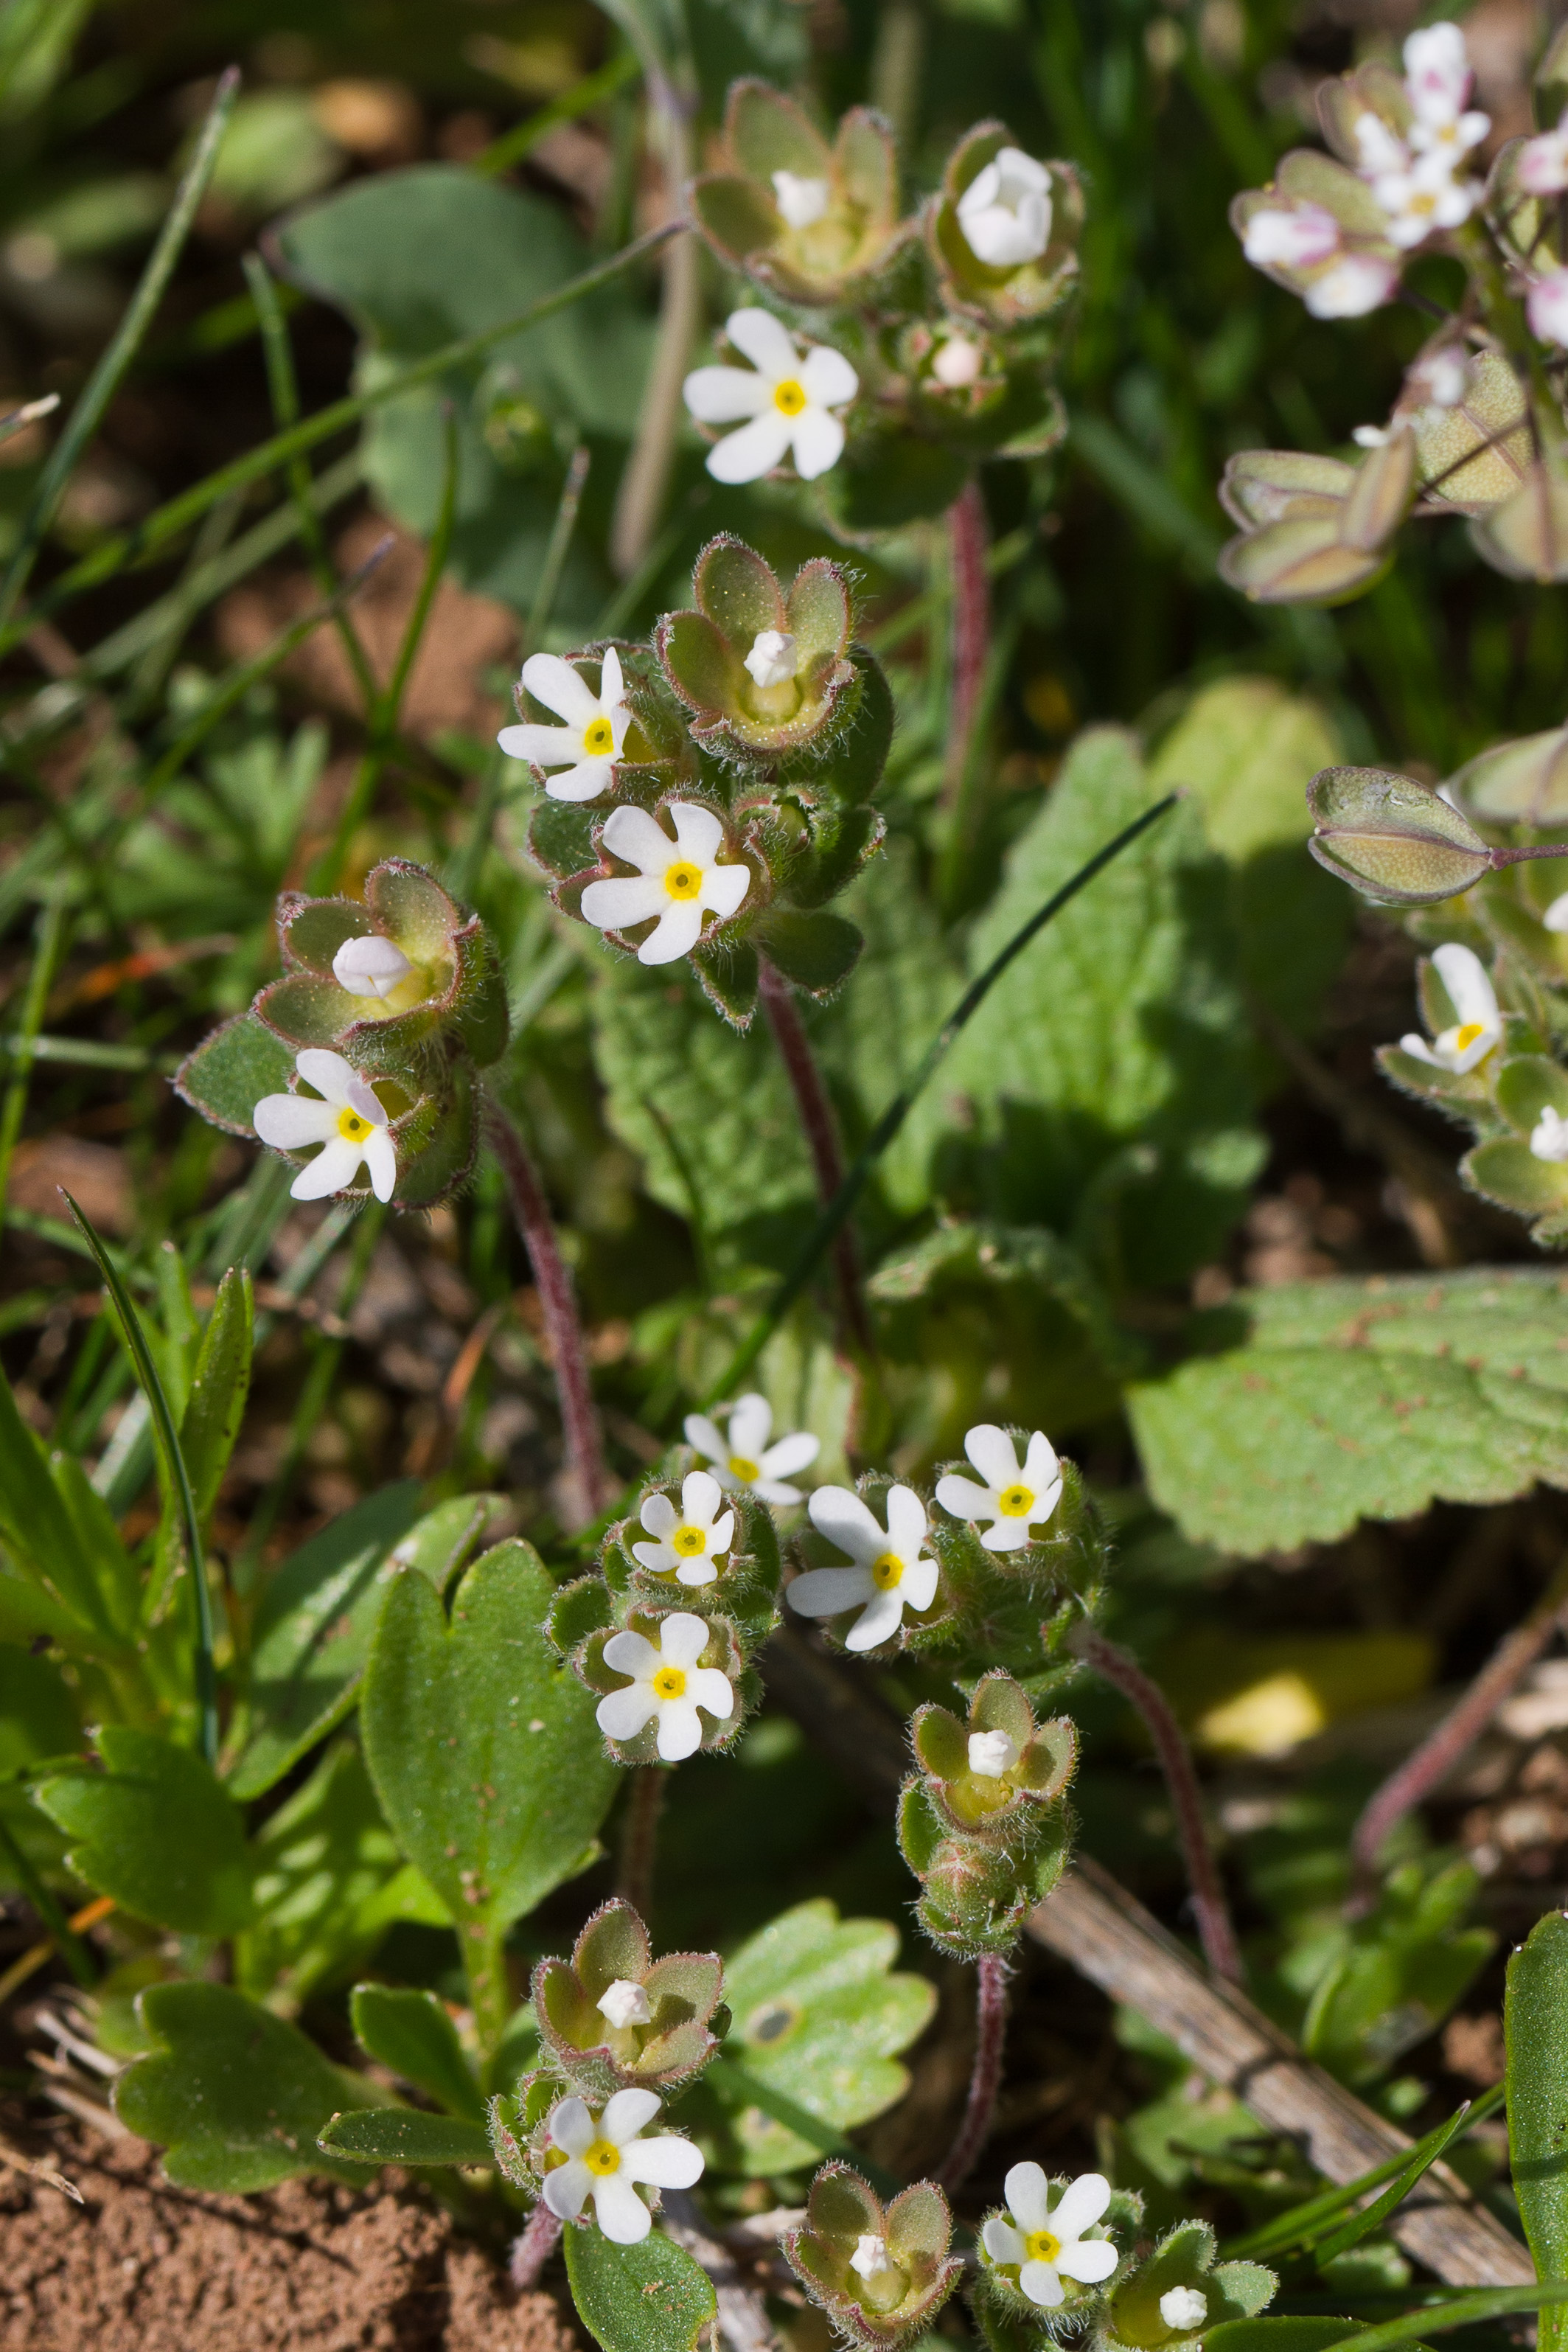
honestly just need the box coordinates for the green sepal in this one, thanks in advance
[820,434,970,537]
[317,2106,492,2166]
[689,935,759,1031]
[368,857,462,961]
[548,1573,617,1656]
[529,797,598,880]
[451,916,511,1066]
[174,1012,298,1138]
[1462,1136,1568,1217]
[789,646,893,804]
[759,911,863,1001]
[790,803,887,907]
[254,970,360,1048]
[1496,1054,1568,1135]
[279,894,372,974]
[390,1058,479,1210]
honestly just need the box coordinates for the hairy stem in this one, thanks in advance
[616,1764,666,1923]
[1072,1626,1244,1985]
[510,2201,565,2291]
[943,476,990,806]
[938,1951,1009,2191]
[756,958,872,1354]
[484,1097,612,1526]
[1349,1554,1568,1907]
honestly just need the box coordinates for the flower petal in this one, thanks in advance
[759,1431,818,1478]
[290,1135,364,1201]
[549,2098,596,2157]
[294,1048,358,1107]
[1024,1430,1062,1494]
[979,1520,1031,1552]
[1019,2261,1065,2310]
[362,1129,397,1205]
[658,1612,712,1668]
[1432,941,1497,1032]
[522,653,599,728]
[1398,1032,1440,1065]
[598,1684,660,1742]
[683,364,772,424]
[844,1584,905,1652]
[683,1413,728,1464]
[965,1423,1022,1489]
[1056,2240,1118,2284]
[753,1478,804,1505]
[641,1492,679,1537]
[800,344,859,408]
[545,758,616,803]
[655,1697,704,1761]
[788,403,846,481]
[674,1557,718,1587]
[1004,2163,1051,2234]
[668,801,725,864]
[543,2158,592,2220]
[682,1469,723,1525]
[603,2087,663,2143]
[935,1473,997,1521]
[885,1485,928,1556]
[581,876,669,932]
[700,860,750,921]
[807,1484,885,1563]
[253,1094,337,1149]
[1051,2173,1112,2242]
[638,902,703,965]
[599,646,624,711]
[705,411,795,484]
[983,2217,1028,2266]
[602,1630,662,1677]
[603,804,677,874]
[631,1541,677,1574]
[708,1511,734,1556]
[689,1666,736,1722]
[899,1554,939,1611]
[725,306,801,379]
[728,1394,773,1458]
[591,2170,652,2244]
[787,1565,874,1619]
[497,722,576,766]
[619,2132,704,2188]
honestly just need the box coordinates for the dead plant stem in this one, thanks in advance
[756,958,871,1353]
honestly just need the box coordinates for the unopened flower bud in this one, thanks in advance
[773,170,830,229]
[1161,2289,1209,2331]
[332,934,414,1000]
[745,628,799,688]
[1242,204,1338,269]
[933,336,984,388]
[598,1977,653,2029]
[1307,766,1493,903]
[968,1729,1020,1778]
[1529,268,1568,348]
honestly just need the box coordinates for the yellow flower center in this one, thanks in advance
[773,377,807,416]
[672,1525,706,1557]
[666,861,703,900]
[1410,190,1438,217]
[1454,1022,1485,1051]
[871,1553,903,1590]
[1025,2230,1062,2265]
[652,1666,687,1699]
[584,2139,621,2175]
[337,1107,372,1142]
[997,1484,1034,1518]
[728,1455,760,1483]
[582,716,615,756]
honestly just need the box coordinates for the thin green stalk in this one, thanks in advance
[0,900,68,1227]
[0,1814,96,1989]
[0,69,240,630]
[528,439,590,647]
[700,793,1181,1405]
[63,1194,217,1769]
[465,1920,513,2052]
[0,220,680,660]
[471,48,641,178]
[447,752,506,906]
[126,488,245,711]
[1331,2286,1568,2352]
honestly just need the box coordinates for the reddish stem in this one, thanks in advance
[938,1951,1009,2191]
[510,2202,564,2291]
[944,476,990,804]
[484,1097,612,1528]
[1073,1627,1244,1985]
[756,958,872,1353]
[1349,1556,1568,1907]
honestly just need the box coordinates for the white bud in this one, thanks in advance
[933,336,984,389]
[597,1977,652,2029]
[956,147,1052,268]
[772,170,830,230]
[332,934,414,1000]
[1241,204,1338,271]
[1160,2289,1209,2332]
[851,2233,894,2281]
[744,629,798,689]
[968,1729,1020,1778]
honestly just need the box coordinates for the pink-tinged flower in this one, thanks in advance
[1530,268,1568,347]
[683,308,857,484]
[540,2090,703,2244]
[580,801,750,967]
[1303,254,1400,316]
[1519,116,1568,195]
[1368,148,1478,247]
[1403,21,1488,159]
[253,1048,396,1203]
[1241,204,1339,271]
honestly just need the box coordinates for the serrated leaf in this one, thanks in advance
[1128,1268,1568,1553]
[174,1010,297,1137]
[563,2219,717,2352]
[318,2106,492,2165]
[1507,1907,1568,2339]
[35,1726,254,1935]
[115,1981,373,2190]
[350,1983,484,2120]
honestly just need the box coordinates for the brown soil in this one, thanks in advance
[0,2125,580,2352]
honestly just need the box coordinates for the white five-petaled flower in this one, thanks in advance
[1530,268,1568,349]
[969,1729,1020,1778]
[632,1469,735,1587]
[596,1612,735,1761]
[1160,2289,1209,2332]
[498,648,633,804]
[1533,1107,1568,1164]
[253,1048,397,1204]
[788,1484,938,1652]
[580,801,750,966]
[1520,113,1568,195]
[935,1424,1064,1552]
[1399,942,1503,1075]
[745,629,798,689]
[684,1392,820,1506]
[1242,205,1340,272]
[1365,145,1477,247]
[683,308,857,484]
[540,2090,703,2244]
[1403,21,1488,159]
[597,1979,652,2030]
[982,2167,1118,2311]
[773,169,830,229]
[332,934,413,1000]
[957,146,1053,268]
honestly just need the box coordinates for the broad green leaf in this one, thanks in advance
[1302,1860,1491,2088]
[235,1741,450,2013]
[180,1264,253,1525]
[563,2220,717,2352]
[173,1010,296,1137]
[350,1982,484,2120]
[1507,1907,1568,2345]
[317,2106,491,2166]
[1128,1268,1568,1553]
[360,1539,617,1940]
[946,727,1265,1289]
[0,1642,79,1774]
[35,1726,254,1935]
[706,1899,935,2174]
[226,1482,422,1799]
[115,1981,373,2190]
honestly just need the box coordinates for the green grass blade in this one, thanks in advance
[1328,2283,1568,2352]
[1314,2090,1495,2266]
[1223,2082,1504,2261]
[470,48,640,178]
[0,898,67,1225]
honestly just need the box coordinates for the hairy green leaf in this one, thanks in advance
[563,2220,717,2352]
[317,2106,492,2165]
[350,1983,484,2120]
[35,1726,254,1935]
[173,1009,296,1137]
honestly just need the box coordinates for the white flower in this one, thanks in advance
[1304,254,1399,316]
[969,1729,1020,1778]
[1369,149,1477,248]
[253,1048,397,1204]
[1544,889,1568,932]
[596,1612,735,1761]
[1354,111,1412,179]
[1533,1107,1568,1164]
[683,307,857,484]
[1353,423,1394,448]
[981,2167,1118,2311]
[1400,942,1502,1074]
[1404,21,1488,158]
[632,1469,734,1587]
[1530,268,1568,347]
[1520,116,1568,195]
[773,169,830,229]
[787,1484,938,1652]
[498,648,633,804]
[332,934,412,1001]
[849,2233,906,2307]
[935,1424,1064,1553]
[957,146,1052,268]
[540,2089,703,2244]
[745,629,798,689]
[579,801,749,967]
[597,1979,652,2030]
[932,335,984,388]
[851,2233,897,2282]
[1160,2288,1209,2332]
[1412,347,1468,409]
[1241,205,1339,271]
[683,1392,820,1506]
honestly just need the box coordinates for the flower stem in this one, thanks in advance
[464,1918,514,2053]
[756,958,872,1354]
[938,1952,1010,2191]
[510,2201,565,2290]
[1071,1626,1244,1985]
[616,1764,666,1923]
[943,476,990,809]
[1348,1553,1568,1910]
[484,1096,613,1527]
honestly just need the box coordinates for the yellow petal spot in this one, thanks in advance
[871,1553,903,1591]
[582,716,615,756]
[1454,1022,1485,1051]
[773,377,807,416]
[337,1107,371,1142]
[666,861,703,900]
[1025,2230,1062,2265]
[997,1483,1034,1518]
[584,2138,621,2175]
[728,1455,760,1483]
[652,1666,687,1699]
[671,1525,706,1557]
